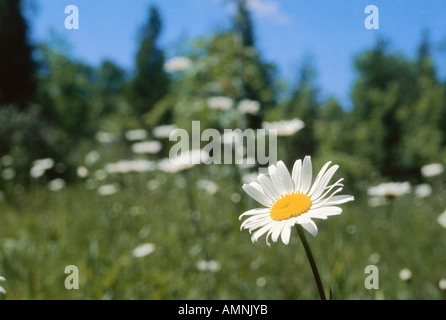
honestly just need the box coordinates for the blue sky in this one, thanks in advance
[28,0,446,108]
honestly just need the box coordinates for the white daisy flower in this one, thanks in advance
[132,243,156,258]
[164,56,192,73]
[239,156,354,246]
[0,276,5,294]
[421,163,444,178]
[237,99,260,114]
[207,96,233,111]
[262,118,305,137]
[367,181,411,198]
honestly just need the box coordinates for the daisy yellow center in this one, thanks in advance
[270,192,312,221]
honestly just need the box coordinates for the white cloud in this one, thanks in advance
[247,0,292,25]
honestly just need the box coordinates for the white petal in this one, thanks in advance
[251,221,275,242]
[241,214,271,231]
[271,221,286,243]
[307,161,332,197]
[306,206,343,219]
[309,165,339,200]
[300,219,318,236]
[281,223,292,245]
[275,161,294,194]
[312,178,344,203]
[312,194,354,208]
[239,207,270,219]
[268,164,286,196]
[300,156,313,194]
[257,174,280,200]
[291,159,302,192]
[242,182,272,207]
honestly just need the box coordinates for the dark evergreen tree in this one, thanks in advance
[128,5,169,119]
[0,0,36,108]
[232,0,276,128]
[285,60,319,159]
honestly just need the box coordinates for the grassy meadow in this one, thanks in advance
[0,140,445,300]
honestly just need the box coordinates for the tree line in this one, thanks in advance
[0,0,445,190]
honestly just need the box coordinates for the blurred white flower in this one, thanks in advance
[48,178,66,192]
[368,196,388,207]
[94,169,107,181]
[439,279,446,290]
[231,192,242,203]
[399,268,412,281]
[367,182,411,198]
[105,160,156,174]
[30,158,55,178]
[368,253,381,264]
[158,149,209,173]
[1,155,13,166]
[207,96,233,111]
[437,210,446,229]
[0,276,5,294]
[414,183,432,198]
[153,124,178,139]
[262,118,305,136]
[131,141,162,154]
[96,131,117,144]
[97,184,119,196]
[421,163,444,178]
[196,260,221,272]
[1,167,15,180]
[197,179,219,195]
[85,151,101,166]
[77,166,89,178]
[256,276,267,287]
[132,243,156,258]
[237,99,260,114]
[164,56,192,72]
[125,129,148,141]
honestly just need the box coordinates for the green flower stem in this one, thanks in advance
[295,225,327,300]
[182,170,210,262]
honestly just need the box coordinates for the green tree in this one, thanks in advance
[127,5,169,119]
[0,0,36,108]
[284,59,319,159]
[35,44,95,137]
[349,39,418,178]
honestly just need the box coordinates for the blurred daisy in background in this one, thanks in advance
[196,259,221,272]
[152,124,178,139]
[421,163,444,178]
[239,156,354,245]
[437,209,446,229]
[207,96,233,111]
[399,268,412,281]
[413,183,432,199]
[367,181,411,199]
[125,129,148,141]
[237,99,260,115]
[262,118,304,137]
[0,276,5,294]
[164,56,192,73]
[29,158,54,178]
[132,243,156,258]
[131,141,162,154]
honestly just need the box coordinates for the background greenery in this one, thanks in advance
[0,0,445,299]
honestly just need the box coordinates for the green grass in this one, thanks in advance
[0,163,445,300]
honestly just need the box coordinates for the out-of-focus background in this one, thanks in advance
[0,0,446,299]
